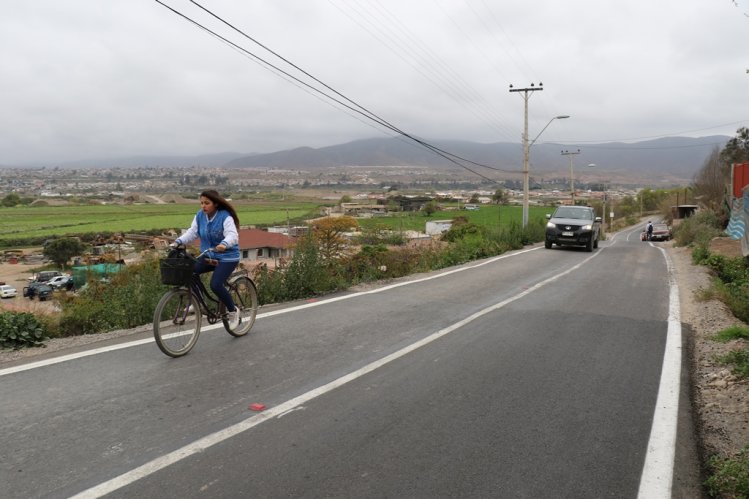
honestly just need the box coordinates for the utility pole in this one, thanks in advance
[561,149,581,205]
[509,83,543,227]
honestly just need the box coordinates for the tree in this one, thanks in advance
[423,201,438,216]
[720,126,749,166]
[492,188,508,205]
[693,146,728,212]
[2,193,21,207]
[43,238,87,269]
[312,216,359,262]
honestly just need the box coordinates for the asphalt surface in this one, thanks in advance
[0,229,697,498]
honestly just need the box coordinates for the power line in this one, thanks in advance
[155,0,518,180]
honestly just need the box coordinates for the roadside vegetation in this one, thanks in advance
[673,127,749,498]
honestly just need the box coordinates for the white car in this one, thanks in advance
[47,275,72,289]
[0,284,18,298]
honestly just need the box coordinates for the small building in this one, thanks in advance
[185,228,295,262]
[238,229,294,261]
[426,220,453,236]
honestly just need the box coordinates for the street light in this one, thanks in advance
[529,115,570,148]
[521,114,570,226]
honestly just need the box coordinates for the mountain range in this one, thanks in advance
[27,135,728,183]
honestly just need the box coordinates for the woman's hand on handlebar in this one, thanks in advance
[215,244,227,252]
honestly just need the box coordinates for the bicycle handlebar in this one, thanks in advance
[170,244,217,261]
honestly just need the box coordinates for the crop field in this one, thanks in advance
[0,200,552,246]
[0,201,322,242]
[357,204,551,232]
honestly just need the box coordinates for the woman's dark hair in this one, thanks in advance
[201,190,240,228]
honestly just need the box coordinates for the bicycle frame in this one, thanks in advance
[171,246,246,324]
[155,245,259,357]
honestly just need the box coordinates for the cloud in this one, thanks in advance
[0,0,747,165]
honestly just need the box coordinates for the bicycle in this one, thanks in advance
[153,246,259,357]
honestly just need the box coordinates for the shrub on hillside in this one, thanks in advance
[252,238,344,304]
[694,253,749,323]
[57,257,166,336]
[706,446,749,498]
[0,311,49,349]
[673,210,722,249]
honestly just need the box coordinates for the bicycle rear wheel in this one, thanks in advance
[153,288,202,357]
[223,275,258,337]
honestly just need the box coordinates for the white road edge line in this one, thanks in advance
[0,246,542,377]
[637,245,681,498]
[70,248,600,498]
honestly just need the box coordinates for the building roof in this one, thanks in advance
[238,228,293,249]
[190,228,294,250]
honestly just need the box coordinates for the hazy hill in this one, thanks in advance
[224,135,728,181]
[10,135,728,184]
[53,152,251,169]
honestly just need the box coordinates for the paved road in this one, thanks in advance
[0,229,695,498]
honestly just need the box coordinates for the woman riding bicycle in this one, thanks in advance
[174,190,241,327]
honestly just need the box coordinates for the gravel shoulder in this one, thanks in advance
[669,240,749,462]
[1,240,747,469]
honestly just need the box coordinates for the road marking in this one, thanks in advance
[70,248,600,498]
[0,246,542,377]
[637,246,681,498]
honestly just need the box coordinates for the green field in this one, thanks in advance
[0,201,552,246]
[0,201,321,242]
[357,205,551,232]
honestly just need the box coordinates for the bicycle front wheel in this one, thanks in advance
[223,275,258,337]
[153,289,202,357]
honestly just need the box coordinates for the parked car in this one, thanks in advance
[22,282,54,301]
[649,223,672,242]
[0,284,17,298]
[27,270,63,283]
[545,205,602,252]
[47,275,73,290]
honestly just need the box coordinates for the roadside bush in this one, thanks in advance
[706,446,749,498]
[699,254,749,323]
[253,237,344,304]
[713,325,749,343]
[718,349,749,378]
[284,238,342,299]
[673,210,723,250]
[0,311,49,349]
[252,264,285,305]
[57,257,166,336]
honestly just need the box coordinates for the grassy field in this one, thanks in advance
[357,204,552,232]
[0,200,551,246]
[0,201,322,242]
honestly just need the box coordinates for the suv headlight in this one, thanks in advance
[546,222,555,229]
[581,224,592,230]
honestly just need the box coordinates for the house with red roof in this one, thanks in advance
[188,228,294,262]
[238,228,294,261]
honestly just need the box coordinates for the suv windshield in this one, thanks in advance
[553,207,592,220]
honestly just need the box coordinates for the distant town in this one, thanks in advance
[0,163,647,208]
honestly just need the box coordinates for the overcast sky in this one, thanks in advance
[1,0,747,165]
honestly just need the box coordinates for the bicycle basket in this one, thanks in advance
[159,257,195,286]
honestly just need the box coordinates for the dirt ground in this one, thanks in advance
[1,237,748,477]
[684,236,749,461]
[0,260,59,315]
